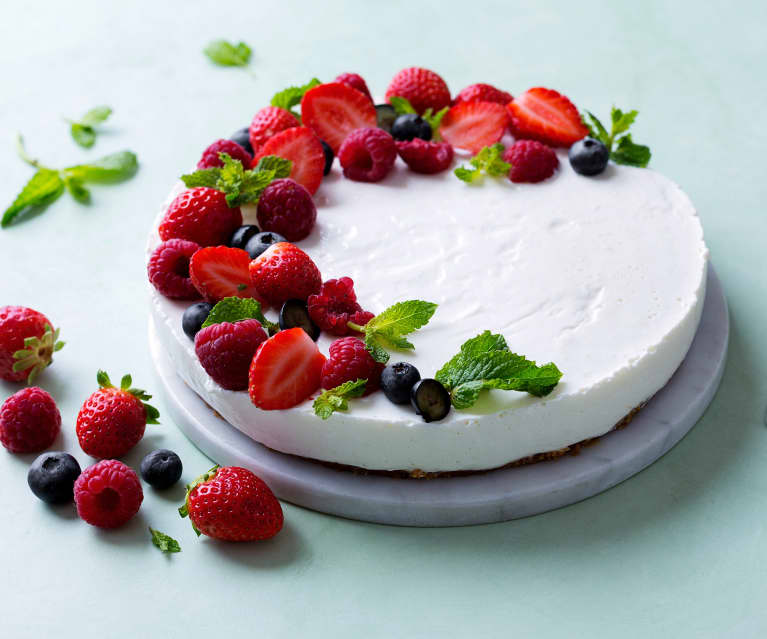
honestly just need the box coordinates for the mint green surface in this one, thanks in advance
[1,1,765,636]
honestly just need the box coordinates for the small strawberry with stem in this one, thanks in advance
[0,305,64,383]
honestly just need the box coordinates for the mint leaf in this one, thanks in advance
[610,107,637,137]
[80,105,112,126]
[389,96,417,115]
[201,296,278,334]
[454,166,482,183]
[68,106,112,148]
[149,527,181,554]
[181,153,280,207]
[313,379,367,419]
[181,167,220,189]
[253,155,292,179]
[422,106,449,141]
[611,134,651,168]
[204,40,251,67]
[584,111,609,142]
[2,169,64,228]
[454,144,510,183]
[64,176,90,203]
[65,151,138,183]
[582,107,650,168]
[271,78,321,120]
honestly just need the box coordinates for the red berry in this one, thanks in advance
[395,139,454,174]
[248,242,322,307]
[321,337,383,396]
[147,239,201,299]
[159,187,242,247]
[503,140,559,183]
[439,101,509,154]
[197,139,253,169]
[507,87,589,148]
[195,319,268,391]
[189,246,261,304]
[338,128,397,182]
[0,306,63,383]
[335,72,373,101]
[248,328,325,410]
[453,83,513,106]
[74,459,143,529]
[385,67,451,115]
[253,127,325,196]
[301,82,377,153]
[256,178,316,242]
[0,387,60,453]
[307,277,374,336]
[181,466,283,541]
[248,106,299,155]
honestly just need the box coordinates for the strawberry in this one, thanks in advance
[385,67,451,115]
[252,126,325,195]
[248,106,299,155]
[248,328,325,410]
[335,72,373,101]
[507,87,589,148]
[453,83,513,106]
[179,465,283,541]
[159,187,242,247]
[0,306,64,383]
[248,242,322,307]
[190,246,261,304]
[301,82,377,153]
[439,101,509,154]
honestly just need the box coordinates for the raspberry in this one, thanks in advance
[147,239,201,299]
[385,67,451,114]
[452,83,513,106]
[195,319,268,391]
[0,387,60,453]
[321,337,384,395]
[197,139,253,169]
[335,72,373,101]
[159,187,242,247]
[395,139,454,174]
[249,242,322,307]
[249,106,299,154]
[338,128,397,182]
[503,140,559,183]
[74,459,143,529]
[256,178,317,242]
[307,278,374,336]
[0,306,63,383]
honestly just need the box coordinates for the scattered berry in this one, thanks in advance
[320,140,334,175]
[253,126,325,195]
[507,87,589,147]
[256,178,317,242]
[380,362,421,405]
[159,187,242,247]
[248,106,299,155]
[197,139,253,169]
[307,277,374,336]
[0,387,60,453]
[338,127,397,182]
[244,231,286,260]
[140,449,183,490]
[385,67,451,114]
[0,306,63,383]
[453,83,513,106]
[410,378,451,422]
[248,328,325,410]
[569,137,610,176]
[503,140,559,183]
[229,224,260,250]
[439,101,509,154]
[335,72,373,101]
[27,451,81,504]
[279,299,320,341]
[301,82,377,153]
[249,242,322,307]
[391,113,432,142]
[182,302,213,340]
[396,139,454,174]
[321,337,383,395]
[195,319,268,391]
[375,104,397,133]
[147,239,201,300]
[189,246,261,303]
[74,459,143,529]
[229,127,254,155]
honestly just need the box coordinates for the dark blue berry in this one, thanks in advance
[391,114,432,142]
[229,127,254,156]
[244,231,286,259]
[140,449,183,489]
[229,224,260,249]
[410,379,451,422]
[27,452,81,504]
[279,299,320,341]
[568,137,609,176]
[381,362,421,405]
[320,140,334,176]
[375,104,397,133]
[182,302,213,340]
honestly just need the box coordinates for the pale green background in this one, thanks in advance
[1,1,765,636]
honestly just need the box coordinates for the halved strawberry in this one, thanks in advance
[301,82,377,153]
[248,327,325,410]
[507,87,588,148]
[189,246,261,303]
[252,127,325,196]
[438,101,509,154]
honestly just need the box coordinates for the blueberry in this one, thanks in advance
[381,362,421,405]
[182,302,213,340]
[229,127,254,156]
[375,104,397,133]
[279,299,320,341]
[229,224,260,250]
[244,231,286,259]
[568,137,609,176]
[140,449,183,489]
[410,379,451,422]
[320,140,334,176]
[391,114,432,142]
[27,452,81,504]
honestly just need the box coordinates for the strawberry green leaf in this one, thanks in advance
[313,379,367,419]
[179,465,220,535]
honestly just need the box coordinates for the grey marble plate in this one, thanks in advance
[150,266,728,527]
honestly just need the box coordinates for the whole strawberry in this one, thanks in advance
[76,370,159,459]
[335,72,373,101]
[385,67,451,115]
[159,187,242,247]
[0,387,61,453]
[179,466,283,541]
[452,83,513,106]
[249,242,322,307]
[0,306,64,383]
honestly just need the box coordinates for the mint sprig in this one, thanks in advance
[97,370,160,424]
[149,527,181,554]
[203,40,252,68]
[583,107,651,168]
[435,331,562,409]
[388,96,448,140]
[454,143,510,183]
[201,296,279,335]
[271,78,321,121]
[313,379,367,419]
[67,106,112,148]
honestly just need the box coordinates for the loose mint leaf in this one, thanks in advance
[582,107,650,168]
[201,296,278,334]
[271,78,321,120]
[356,300,438,363]
[313,379,367,419]
[389,96,417,115]
[80,105,112,126]
[181,167,220,189]
[611,134,651,168]
[454,144,510,183]
[149,527,181,554]
[583,111,609,144]
[2,169,64,228]
[64,176,91,203]
[204,40,252,67]
[454,166,482,183]
[65,151,138,183]
[253,155,292,179]
[610,107,638,137]
[70,123,96,148]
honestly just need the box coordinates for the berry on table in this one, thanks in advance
[390,113,432,142]
[452,83,513,106]
[375,104,397,133]
[507,87,589,147]
[0,387,60,453]
[335,72,373,101]
[396,139,454,174]
[256,178,317,242]
[140,449,183,490]
[321,337,384,396]
[503,140,559,183]
[385,67,451,114]
[182,302,213,340]
[229,127,254,155]
[380,362,421,405]
[159,187,242,247]
[74,459,143,529]
[244,231,286,260]
[338,128,397,182]
[195,319,268,391]
[568,137,610,176]
[307,277,374,336]
[248,106,299,155]
[0,306,64,384]
[252,126,325,195]
[229,224,260,250]
[439,101,509,154]
[279,299,321,341]
[28,452,81,504]
[197,139,253,169]
[320,140,334,175]
[147,238,201,300]
[410,378,451,422]
[301,82,377,153]
[189,246,261,303]
[249,242,322,307]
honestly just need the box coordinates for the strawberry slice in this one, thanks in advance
[507,87,589,147]
[189,246,261,304]
[438,101,509,154]
[248,327,326,410]
[301,82,377,153]
[252,127,325,196]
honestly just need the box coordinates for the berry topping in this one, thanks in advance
[197,139,253,169]
[140,449,183,490]
[256,178,317,242]
[385,67,451,115]
[338,128,397,182]
[439,101,509,154]
[229,224,260,250]
[248,106,299,155]
[279,299,321,341]
[390,113,432,142]
[0,387,61,453]
[507,87,589,148]
[182,302,213,340]
[229,127,254,155]
[568,136,610,176]
[249,242,322,307]
[375,104,397,133]
[307,277,374,336]
[244,231,286,260]
[74,459,143,529]
[410,378,451,422]
[503,140,559,183]
[301,82,377,153]
[159,187,243,247]
[396,139,454,174]
[320,140,334,175]
[334,72,373,101]
[380,362,421,405]
[0,306,63,384]
[147,238,201,300]
[195,319,268,391]
[189,246,261,303]
[452,83,513,106]
[253,126,325,195]
[321,337,384,396]
[28,452,81,504]
[248,328,326,410]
